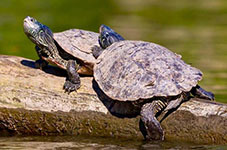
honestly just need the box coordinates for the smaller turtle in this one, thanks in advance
[23,16,123,93]
[93,30,214,140]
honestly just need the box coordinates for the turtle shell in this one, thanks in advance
[53,29,99,72]
[94,40,202,101]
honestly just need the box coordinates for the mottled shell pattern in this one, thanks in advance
[94,40,202,101]
[54,29,99,67]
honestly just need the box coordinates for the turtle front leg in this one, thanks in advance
[139,100,167,141]
[34,46,48,69]
[63,60,81,93]
[164,94,188,112]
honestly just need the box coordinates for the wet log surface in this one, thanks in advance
[0,55,226,144]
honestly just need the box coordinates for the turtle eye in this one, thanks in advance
[103,33,109,42]
[102,36,108,45]
[39,30,44,36]
[105,33,109,38]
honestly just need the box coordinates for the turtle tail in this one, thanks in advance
[191,85,215,100]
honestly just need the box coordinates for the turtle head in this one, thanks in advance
[98,24,124,49]
[23,16,54,48]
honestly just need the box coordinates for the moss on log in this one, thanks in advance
[0,55,226,144]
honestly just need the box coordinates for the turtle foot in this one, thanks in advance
[35,59,48,70]
[147,119,164,141]
[140,102,165,141]
[64,60,81,94]
[63,80,80,94]
[140,118,164,141]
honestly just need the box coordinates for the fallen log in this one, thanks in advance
[0,55,226,144]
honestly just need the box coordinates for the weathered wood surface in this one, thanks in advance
[0,55,226,144]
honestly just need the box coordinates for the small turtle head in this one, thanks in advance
[23,16,53,47]
[98,24,124,49]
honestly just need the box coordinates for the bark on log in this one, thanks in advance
[0,55,226,144]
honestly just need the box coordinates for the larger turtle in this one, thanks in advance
[23,16,123,93]
[93,27,215,140]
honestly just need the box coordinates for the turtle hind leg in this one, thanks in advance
[164,92,190,112]
[191,85,215,101]
[139,100,167,141]
[63,60,81,93]
[160,93,189,123]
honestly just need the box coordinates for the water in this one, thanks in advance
[0,136,226,150]
[0,0,226,148]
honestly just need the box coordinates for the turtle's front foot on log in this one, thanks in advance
[64,60,81,94]
[63,80,80,93]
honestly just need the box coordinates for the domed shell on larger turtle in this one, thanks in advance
[53,29,99,74]
[94,40,203,101]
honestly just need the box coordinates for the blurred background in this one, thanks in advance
[0,0,226,103]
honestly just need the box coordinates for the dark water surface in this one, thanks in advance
[0,136,226,150]
[0,0,227,149]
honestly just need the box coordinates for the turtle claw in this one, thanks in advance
[63,80,80,94]
[35,59,48,70]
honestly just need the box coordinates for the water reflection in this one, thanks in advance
[0,136,226,150]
